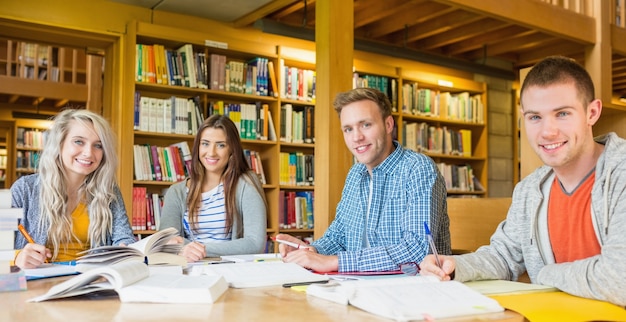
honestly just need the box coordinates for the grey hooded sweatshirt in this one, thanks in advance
[454,132,626,307]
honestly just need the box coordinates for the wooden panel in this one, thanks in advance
[447,197,511,254]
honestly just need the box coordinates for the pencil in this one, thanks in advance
[18,223,49,263]
[17,224,35,243]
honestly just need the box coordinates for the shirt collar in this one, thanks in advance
[357,141,402,176]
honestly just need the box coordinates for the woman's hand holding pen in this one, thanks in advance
[180,241,206,263]
[14,243,52,269]
[419,254,456,281]
[169,235,205,263]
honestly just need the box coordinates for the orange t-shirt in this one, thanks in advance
[48,202,90,262]
[548,172,601,263]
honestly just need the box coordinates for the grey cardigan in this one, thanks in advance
[158,173,267,256]
[454,133,626,306]
[11,174,136,249]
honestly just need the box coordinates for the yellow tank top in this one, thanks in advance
[49,202,90,262]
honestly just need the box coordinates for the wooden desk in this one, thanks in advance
[3,276,525,321]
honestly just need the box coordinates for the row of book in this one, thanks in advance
[131,187,161,231]
[401,86,484,123]
[16,128,46,149]
[13,42,61,82]
[436,163,483,193]
[133,142,191,182]
[279,190,314,230]
[16,151,40,171]
[353,73,398,112]
[403,122,472,157]
[244,150,267,185]
[136,43,207,89]
[279,152,314,186]
[135,43,277,98]
[207,101,277,141]
[278,61,316,103]
[280,104,315,144]
[209,55,274,97]
[133,93,204,135]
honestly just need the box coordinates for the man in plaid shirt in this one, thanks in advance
[277,87,450,273]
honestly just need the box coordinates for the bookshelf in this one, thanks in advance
[353,60,488,197]
[275,48,316,242]
[123,21,300,245]
[0,38,89,107]
[14,119,51,182]
[0,35,92,188]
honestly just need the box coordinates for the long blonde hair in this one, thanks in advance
[38,109,119,259]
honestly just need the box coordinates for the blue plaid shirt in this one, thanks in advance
[312,141,451,272]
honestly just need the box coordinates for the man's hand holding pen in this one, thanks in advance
[419,254,456,281]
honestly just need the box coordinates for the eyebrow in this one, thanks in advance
[522,105,573,116]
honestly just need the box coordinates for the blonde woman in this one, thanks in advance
[12,109,135,269]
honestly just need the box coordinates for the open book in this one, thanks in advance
[29,260,228,304]
[76,227,186,272]
[306,276,504,321]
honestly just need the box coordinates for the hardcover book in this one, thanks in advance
[29,260,227,304]
[76,227,186,272]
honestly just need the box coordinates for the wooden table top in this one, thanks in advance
[3,275,526,322]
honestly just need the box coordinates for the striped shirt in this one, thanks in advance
[312,141,451,272]
[185,183,232,242]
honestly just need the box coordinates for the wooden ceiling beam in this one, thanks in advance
[354,0,409,28]
[356,1,449,39]
[233,0,302,28]
[434,0,594,44]
[388,9,482,44]
[268,0,311,19]
[443,25,528,55]
[463,32,555,61]
[516,41,586,67]
[54,99,69,108]
[419,18,506,50]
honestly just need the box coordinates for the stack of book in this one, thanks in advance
[0,189,26,292]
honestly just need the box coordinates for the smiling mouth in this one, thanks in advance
[75,159,93,165]
[541,142,565,150]
[355,145,369,152]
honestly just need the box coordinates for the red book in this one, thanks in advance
[287,191,296,228]
[150,145,162,181]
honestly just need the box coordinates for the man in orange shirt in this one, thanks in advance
[420,56,626,307]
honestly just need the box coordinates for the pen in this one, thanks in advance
[424,222,442,269]
[183,217,196,242]
[282,280,329,288]
[272,237,310,250]
[18,223,49,263]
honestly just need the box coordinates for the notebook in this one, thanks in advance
[306,276,504,321]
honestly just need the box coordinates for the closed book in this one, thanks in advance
[0,266,27,292]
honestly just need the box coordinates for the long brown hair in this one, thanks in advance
[187,114,260,232]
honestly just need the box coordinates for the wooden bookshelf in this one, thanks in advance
[14,119,52,181]
[0,35,93,188]
[122,21,302,245]
[352,60,489,197]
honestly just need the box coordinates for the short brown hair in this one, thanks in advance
[333,87,393,119]
[521,56,595,108]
